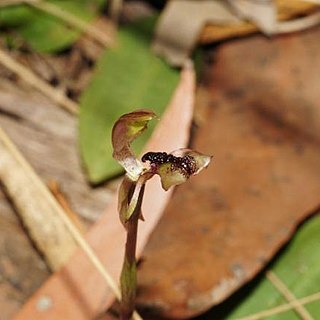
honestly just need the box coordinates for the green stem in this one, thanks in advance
[120,182,145,320]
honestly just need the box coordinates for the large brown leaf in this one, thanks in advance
[136,27,320,318]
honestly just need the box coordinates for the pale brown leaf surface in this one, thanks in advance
[14,64,195,320]
[135,26,320,318]
[152,0,240,66]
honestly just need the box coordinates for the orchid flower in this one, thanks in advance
[112,110,212,320]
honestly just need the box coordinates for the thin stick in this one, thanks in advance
[35,159,143,320]
[277,11,320,34]
[266,271,313,320]
[236,292,320,320]
[0,127,78,270]
[0,48,78,114]
[27,0,112,47]
[43,177,143,320]
[301,0,320,4]
[0,127,142,320]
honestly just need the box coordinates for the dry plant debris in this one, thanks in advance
[0,78,114,316]
[153,0,320,66]
[0,0,319,319]
[135,25,320,318]
[0,125,78,271]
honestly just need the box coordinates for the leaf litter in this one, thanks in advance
[135,24,320,318]
[154,0,320,66]
[1,1,320,318]
[226,213,320,320]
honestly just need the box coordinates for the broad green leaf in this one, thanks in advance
[0,0,104,52]
[225,214,320,320]
[79,18,179,183]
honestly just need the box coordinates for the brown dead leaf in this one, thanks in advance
[135,26,320,318]
[14,64,195,319]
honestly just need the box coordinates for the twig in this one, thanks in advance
[236,292,320,320]
[0,48,78,114]
[266,271,314,320]
[301,0,320,4]
[0,125,78,270]
[0,126,143,320]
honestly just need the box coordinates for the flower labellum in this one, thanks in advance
[141,149,212,190]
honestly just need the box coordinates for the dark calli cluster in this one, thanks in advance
[142,151,197,177]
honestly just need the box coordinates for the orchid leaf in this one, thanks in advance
[79,17,179,183]
[112,110,156,180]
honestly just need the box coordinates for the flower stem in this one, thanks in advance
[120,183,145,320]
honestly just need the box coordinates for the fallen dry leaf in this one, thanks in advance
[152,0,240,66]
[135,26,320,318]
[14,64,195,319]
